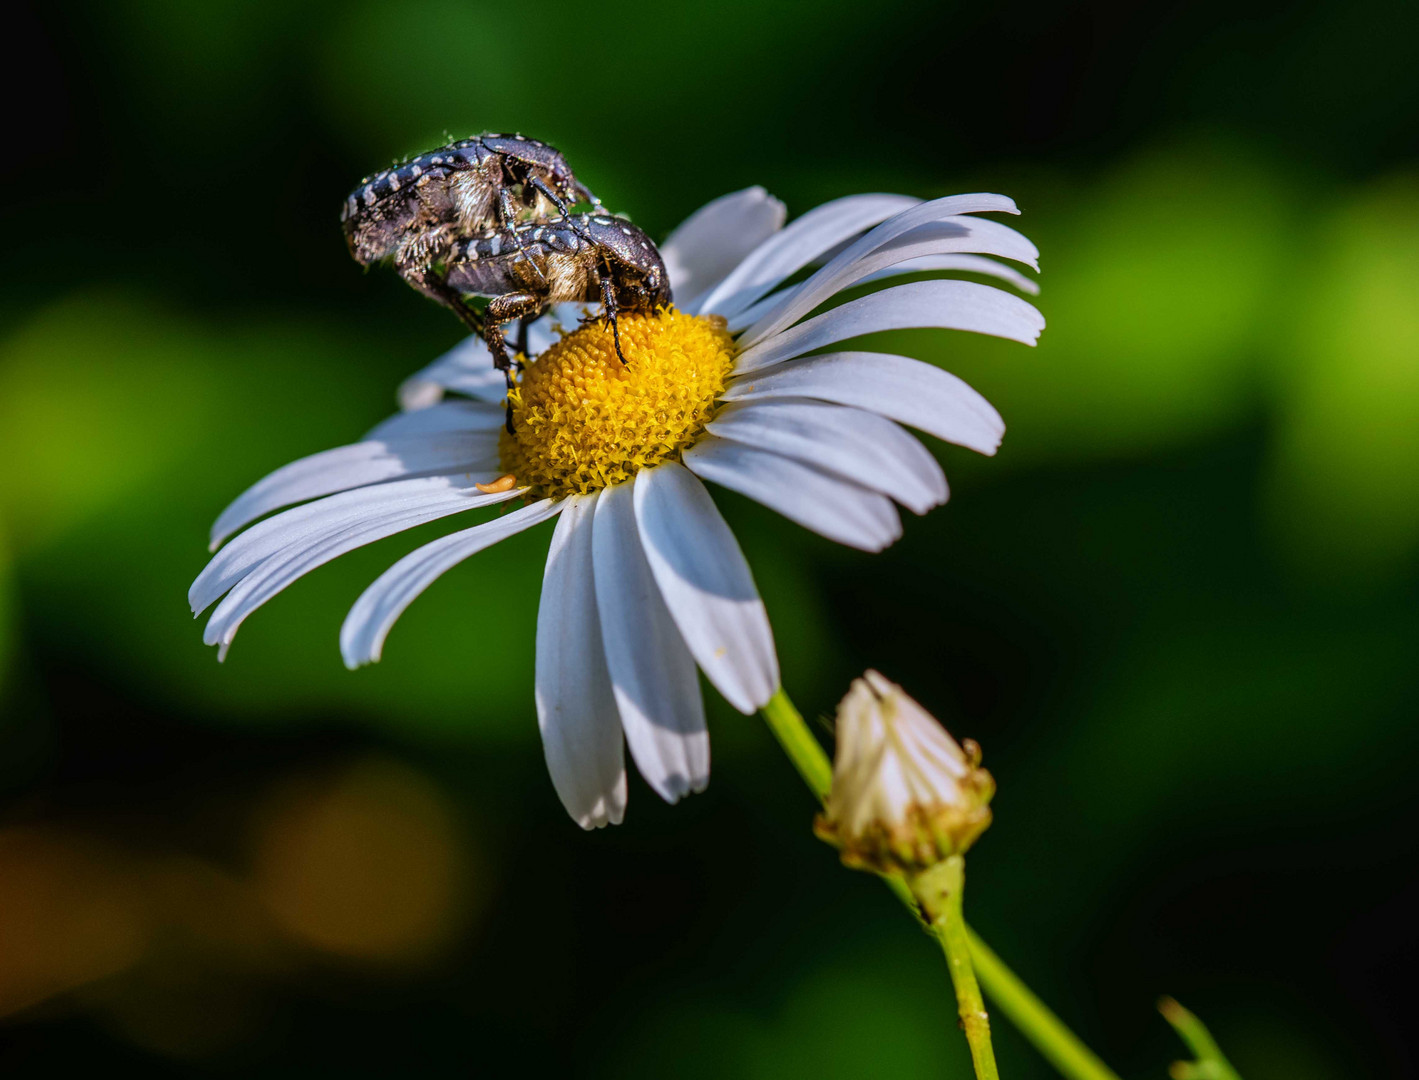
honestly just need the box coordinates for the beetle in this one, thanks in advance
[340,133,600,326]
[444,213,672,381]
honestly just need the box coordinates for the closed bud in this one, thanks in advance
[815,670,994,874]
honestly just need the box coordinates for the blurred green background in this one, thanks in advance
[2,0,1417,1076]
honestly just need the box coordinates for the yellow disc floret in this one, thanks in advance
[499,307,737,498]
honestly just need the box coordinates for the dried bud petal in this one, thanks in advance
[815,670,994,874]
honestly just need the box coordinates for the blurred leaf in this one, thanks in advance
[1264,174,1419,581]
[0,293,219,552]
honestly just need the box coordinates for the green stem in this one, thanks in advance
[760,688,832,799]
[911,857,1000,1080]
[759,685,1122,1080]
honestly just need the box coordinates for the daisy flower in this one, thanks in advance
[191,187,1043,827]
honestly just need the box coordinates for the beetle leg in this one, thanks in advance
[528,175,599,249]
[597,266,627,365]
[498,184,524,225]
[402,265,485,335]
[512,318,530,369]
[486,291,547,433]
[395,235,483,332]
[498,187,546,283]
[528,174,573,217]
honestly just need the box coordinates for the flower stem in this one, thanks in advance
[760,685,1122,1080]
[910,857,999,1080]
[760,687,832,799]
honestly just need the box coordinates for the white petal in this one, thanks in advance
[534,494,627,828]
[193,474,499,615]
[660,187,787,304]
[728,253,1040,334]
[210,432,500,550]
[693,194,922,319]
[732,280,1045,375]
[340,498,562,668]
[811,211,1035,271]
[683,437,901,552]
[398,336,511,409]
[632,463,778,714]
[739,201,1034,347]
[364,400,506,440]
[708,400,948,515]
[195,479,523,657]
[851,253,1040,295]
[721,351,1004,455]
[591,481,709,803]
[895,215,1037,269]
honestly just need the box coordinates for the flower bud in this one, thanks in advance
[815,670,994,874]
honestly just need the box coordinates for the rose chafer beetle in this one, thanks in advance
[444,213,672,384]
[340,133,600,325]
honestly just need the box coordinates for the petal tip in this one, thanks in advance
[576,802,625,829]
[652,773,707,804]
[340,642,380,670]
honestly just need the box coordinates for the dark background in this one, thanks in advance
[2,0,1417,1075]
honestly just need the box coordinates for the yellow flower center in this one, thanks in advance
[499,307,737,498]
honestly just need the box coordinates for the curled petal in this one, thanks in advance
[739,202,1034,346]
[210,432,499,550]
[733,279,1045,375]
[694,194,923,318]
